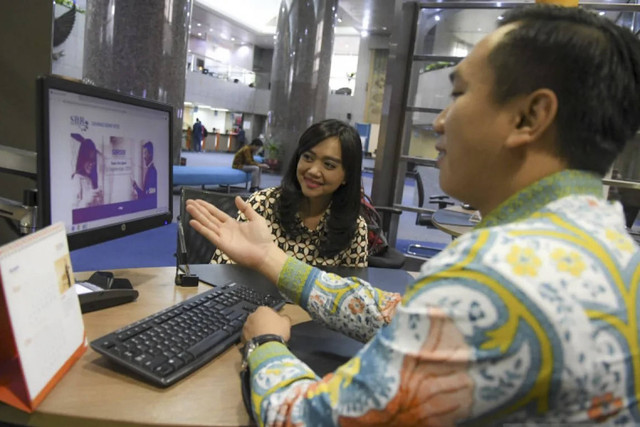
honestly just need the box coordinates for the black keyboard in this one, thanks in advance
[90,282,285,387]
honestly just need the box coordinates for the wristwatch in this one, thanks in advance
[241,334,286,371]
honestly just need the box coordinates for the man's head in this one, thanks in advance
[143,141,154,166]
[249,138,263,153]
[433,5,640,213]
[492,6,640,175]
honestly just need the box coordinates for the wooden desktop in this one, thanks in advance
[0,267,311,427]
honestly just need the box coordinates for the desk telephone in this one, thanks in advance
[74,271,139,313]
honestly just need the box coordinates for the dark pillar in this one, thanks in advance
[268,0,337,170]
[83,0,192,164]
[0,1,53,244]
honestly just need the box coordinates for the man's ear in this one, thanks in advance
[506,89,558,148]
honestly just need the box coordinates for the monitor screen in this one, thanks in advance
[37,75,173,250]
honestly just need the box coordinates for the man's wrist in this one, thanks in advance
[241,334,286,371]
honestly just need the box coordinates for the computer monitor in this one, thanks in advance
[37,75,173,250]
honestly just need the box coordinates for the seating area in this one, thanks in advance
[172,165,250,191]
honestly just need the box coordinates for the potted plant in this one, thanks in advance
[263,138,281,172]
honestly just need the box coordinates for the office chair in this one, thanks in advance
[404,167,456,259]
[367,206,406,268]
[178,187,249,265]
[405,169,454,228]
[361,193,405,269]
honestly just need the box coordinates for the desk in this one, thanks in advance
[432,205,477,237]
[0,267,309,426]
[0,266,416,426]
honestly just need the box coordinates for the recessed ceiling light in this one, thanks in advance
[197,33,202,37]
[231,37,235,41]
[197,23,201,27]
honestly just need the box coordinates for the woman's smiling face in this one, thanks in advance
[296,136,346,206]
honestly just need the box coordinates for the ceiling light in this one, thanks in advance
[599,11,605,15]
[197,23,201,27]
[435,15,440,22]
[231,37,235,41]
[337,18,343,23]
[361,30,369,38]
[197,33,202,37]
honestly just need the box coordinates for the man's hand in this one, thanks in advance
[243,306,291,342]
[259,163,270,169]
[185,197,288,283]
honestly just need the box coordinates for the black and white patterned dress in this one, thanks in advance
[211,187,368,267]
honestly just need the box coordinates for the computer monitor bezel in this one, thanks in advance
[36,75,174,250]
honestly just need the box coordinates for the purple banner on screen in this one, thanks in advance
[72,196,157,224]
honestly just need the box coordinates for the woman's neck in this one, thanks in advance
[300,197,331,230]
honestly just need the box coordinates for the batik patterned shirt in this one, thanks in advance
[212,187,368,267]
[246,170,640,425]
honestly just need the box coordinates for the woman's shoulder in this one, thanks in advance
[250,186,280,200]
[247,187,281,208]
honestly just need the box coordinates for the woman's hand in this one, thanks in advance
[185,197,288,283]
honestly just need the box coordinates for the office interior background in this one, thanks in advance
[0,0,639,265]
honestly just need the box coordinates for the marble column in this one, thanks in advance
[268,0,338,170]
[83,0,192,164]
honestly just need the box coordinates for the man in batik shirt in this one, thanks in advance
[187,5,640,425]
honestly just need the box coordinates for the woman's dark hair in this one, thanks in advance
[277,119,363,257]
[73,138,98,189]
[491,5,640,175]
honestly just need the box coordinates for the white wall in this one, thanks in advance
[184,108,227,132]
[185,71,270,114]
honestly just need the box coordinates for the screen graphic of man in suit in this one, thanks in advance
[133,141,157,199]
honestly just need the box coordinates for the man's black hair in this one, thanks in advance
[490,5,640,175]
[277,119,363,258]
[250,138,263,147]
[143,141,154,158]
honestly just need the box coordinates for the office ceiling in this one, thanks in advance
[192,0,395,51]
